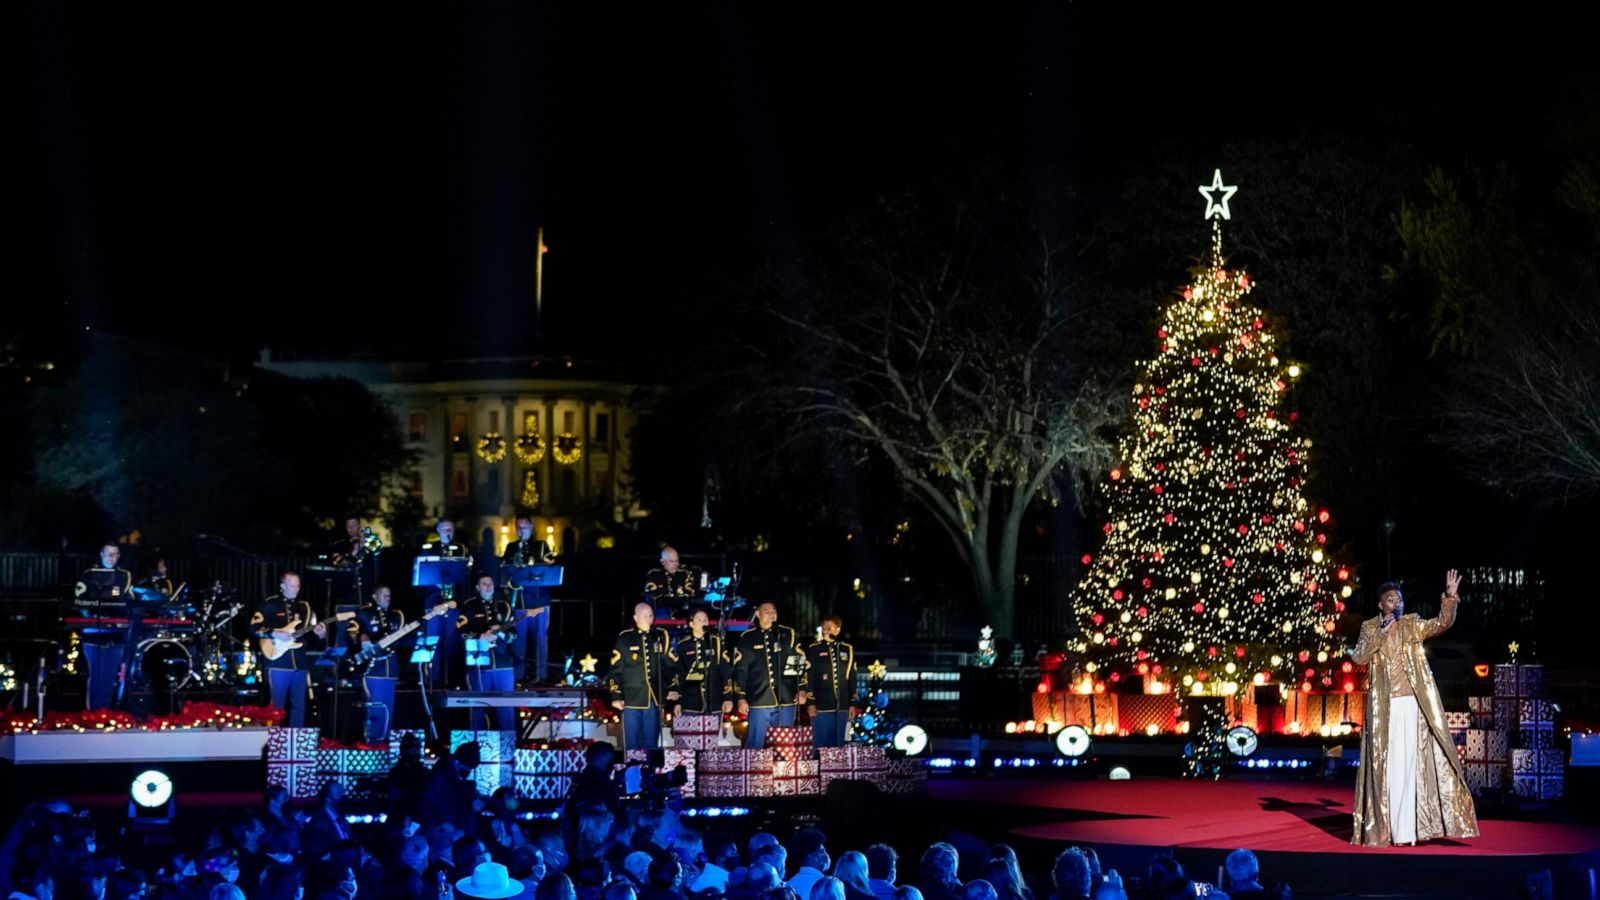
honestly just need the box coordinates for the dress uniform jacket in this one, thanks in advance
[643,568,700,603]
[731,625,804,708]
[802,638,857,712]
[252,595,318,670]
[670,631,728,713]
[608,627,676,709]
[456,596,513,669]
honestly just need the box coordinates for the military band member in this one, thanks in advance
[500,515,554,685]
[670,607,729,717]
[420,518,472,687]
[349,584,404,733]
[643,545,701,611]
[457,575,516,731]
[251,572,325,727]
[140,556,177,598]
[804,615,858,747]
[608,602,679,751]
[76,542,135,710]
[728,601,807,749]
[330,514,378,601]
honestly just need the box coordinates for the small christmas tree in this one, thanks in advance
[1071,171,1355,715]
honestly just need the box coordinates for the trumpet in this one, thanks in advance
[361,526,384,555]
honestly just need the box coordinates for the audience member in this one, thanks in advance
[811,877,847,900]
[833,851,877,900]
[916,844,963,900]
[1049,848,1090,900]
[787,831,831,900]
[982,846,1031,900]
[865,845,898,900]
[1222,850,1265,900]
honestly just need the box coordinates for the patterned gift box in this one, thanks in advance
[1445,711,1471,732]
[1494,664,1545,699]
[1031,691,1074,725]
[513,747,587,801]
[766,726,815,761]
[1487,729,1510,762]
[697,749,774,798]
[818,745,888,791]
[673,714,722,751]
[1468,696,1496,730]
[883,756,928,795]
[1519,699,1557,726]
[1066,694,1119,730]
[266,727,322,799]
[1512,773,1564,801]
[1285,692,1363,734]
[1118,694,1179,734]
[1511,748,1564,775]
[663,748,698,798]
[1520,725,1557,750]
[771,759,822,796]
[451,730,516,794]
[1466,729,1511,762]
[1463,761,1506,793]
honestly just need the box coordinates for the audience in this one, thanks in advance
[916,844,963,900]
[786,831,831,900]
[1050,848,1091,900]
[864,845,898,900]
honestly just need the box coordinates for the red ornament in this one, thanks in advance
[1192,603,1205,614]
[1235,408,1246,419]
[1092,614,1104,625]
[1223,558,1235,568]
[1152,484,1163,495]
[1207,646,1219,658]
[1081,553,1093,565]
[1112,589,1124,601]
[1137,606,1149,617]
[1190,357,1202,367]
[1163,514,1175,525]
[1252,592,1264,604]
[1110,468,1123,481]
[1234,646,1246,658]
[1237,524,1249,535]
[1157,328,1168,338]
[1103,523,1114,535]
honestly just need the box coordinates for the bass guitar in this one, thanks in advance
[344,601,456,675]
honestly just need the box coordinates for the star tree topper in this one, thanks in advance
[1199,169,1238,220]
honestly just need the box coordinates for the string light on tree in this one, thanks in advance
[1070,170,1354,706]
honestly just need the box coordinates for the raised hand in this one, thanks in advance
[1444,569,1461,597]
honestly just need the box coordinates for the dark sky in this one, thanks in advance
[4,5,1593,362]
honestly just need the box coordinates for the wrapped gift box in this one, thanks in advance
[1285,692,1363,734]
[766,726,815,762]
[1445,711,1471,732]
[513,747,587,800]
[451,731,516,794]
[771,759,822,796]
[1520,725,1556,750]
[1467,696,1496,730]
[1512,773,1564,801]
[1465,729,1510,763]
[883,756,928,795]
[663,748,698,798]
[1067,694,1119,730]
[1519,699,1557,727]
[1494,664,1544,699]
[1463,761,1507,793]
[1511,748,1564,776]
[673,714,722,751]
[818,745,888,791]
[697,749,774,798]
[1118,694,1179,734]
[266,727,323,799]
[1031,691,1073,725]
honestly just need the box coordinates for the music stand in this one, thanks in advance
[464,638,494,668]
[505,565,564,590]
[411,636,441,742]
[413,557,469,590]
[314,646,349,740]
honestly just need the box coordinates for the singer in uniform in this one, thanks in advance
[1350,570,1478,847]
[803,614,858,747]
[607,602,678,751]
[670,607,728,717]
[728,601,807,749]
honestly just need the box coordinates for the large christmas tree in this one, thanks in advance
[1070,171,1354,705]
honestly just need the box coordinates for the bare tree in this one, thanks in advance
[755,200,1119,636]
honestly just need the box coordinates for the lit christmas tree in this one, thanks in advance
[1070,171,1356,711]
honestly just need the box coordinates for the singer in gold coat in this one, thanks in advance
[1349,570,1479,847]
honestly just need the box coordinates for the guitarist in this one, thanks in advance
[457,575,516,731]
[251,571,325,727]
[350,584,405,728]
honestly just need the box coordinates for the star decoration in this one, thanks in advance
[1198,169,1238,221]
[868,659,888,679]
[579,653,598,673]
[980,626,994,640]
[1507,641,1519,658]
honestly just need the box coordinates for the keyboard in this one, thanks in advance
[443,689,590,708]
[63,617,196,635]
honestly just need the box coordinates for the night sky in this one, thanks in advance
[5,6,1591,362]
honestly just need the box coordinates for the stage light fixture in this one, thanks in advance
[1055,724,1092,758]
[1108,766,1131,780]
[893,724,929,757]
[131,770,172,808]
[1226,725,1259,758]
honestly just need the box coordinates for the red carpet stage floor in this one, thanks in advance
[932,778,1600,856]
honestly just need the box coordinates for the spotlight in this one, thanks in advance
[1055,724,1092,759]
[1108,766,1131,781]
[893,724,929,757]
[131,770,172,808]
[1226,725,1259,758]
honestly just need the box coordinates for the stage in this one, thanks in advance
[927,778,1600,898]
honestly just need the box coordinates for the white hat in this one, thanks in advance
[457,862,526,899]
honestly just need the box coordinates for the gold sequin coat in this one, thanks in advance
[1348,594,1479,846]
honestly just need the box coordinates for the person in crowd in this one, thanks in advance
[786,830,831,899]
[962,882,997,900]
[893,888,925,900]
[982,847,1031,900]
[811,878,847,900]
[1350,571,1478,847]
[571,858,611,900]
[1048,849,1091,900]
[510,847,548,897]
[832,851,877,900]
[1221,850,1268,900]
[916,844,963,900]
[865,845,898,900]
[641,855,686,900]
[602,880,639,900]
[455,861,526,899]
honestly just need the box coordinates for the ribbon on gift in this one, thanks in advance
[673,714,722,751]
[767,726,815,762]
[697,749,774,798]
[772,759,821,796]
[818,745,888,790]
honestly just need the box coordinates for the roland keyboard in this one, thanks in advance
[443,689,590,708]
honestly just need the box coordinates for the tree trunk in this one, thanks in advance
[967,531,1018,639]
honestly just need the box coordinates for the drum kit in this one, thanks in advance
[132,582,253,693]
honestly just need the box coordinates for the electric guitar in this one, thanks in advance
[344,601,456,675]
[257,611,357,661]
